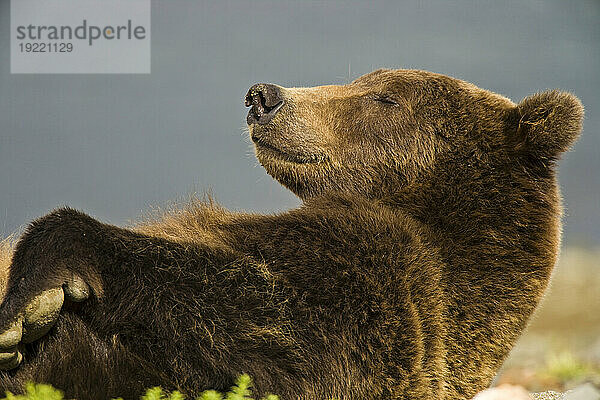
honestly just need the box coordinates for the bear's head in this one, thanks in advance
[245,69,583,201]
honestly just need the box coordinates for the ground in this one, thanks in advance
[497,247,600,392]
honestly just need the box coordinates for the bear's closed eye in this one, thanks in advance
[373,95,399,105]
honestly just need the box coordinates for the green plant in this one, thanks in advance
[542,350,600,383]
[1,383,63,400]
[1,374,279,400]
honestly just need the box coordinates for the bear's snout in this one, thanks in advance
[245,83,284,125]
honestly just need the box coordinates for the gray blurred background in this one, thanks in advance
[0,0,598,246]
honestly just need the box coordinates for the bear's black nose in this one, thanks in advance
[245,83,284,125]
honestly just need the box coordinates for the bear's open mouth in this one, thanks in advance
[251,136,327,164]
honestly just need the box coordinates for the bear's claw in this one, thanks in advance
[0,348,22,370]
[64,274,90,302]
[0,276,90,370]
[22,287,64,343]
[0,319,22,349]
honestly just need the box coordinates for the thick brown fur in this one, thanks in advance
[0,69,583,399]
[0,238,13,301]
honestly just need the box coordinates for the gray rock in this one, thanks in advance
[563,384,600,400]
[531,384,600,400]
[531,391,566,400]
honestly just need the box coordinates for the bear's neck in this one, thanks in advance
[388,159,562,390]
[391,159,562,278]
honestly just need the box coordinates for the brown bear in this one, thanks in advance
[0,69,583,400]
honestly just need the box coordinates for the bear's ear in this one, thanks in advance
[510,90,584,159]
